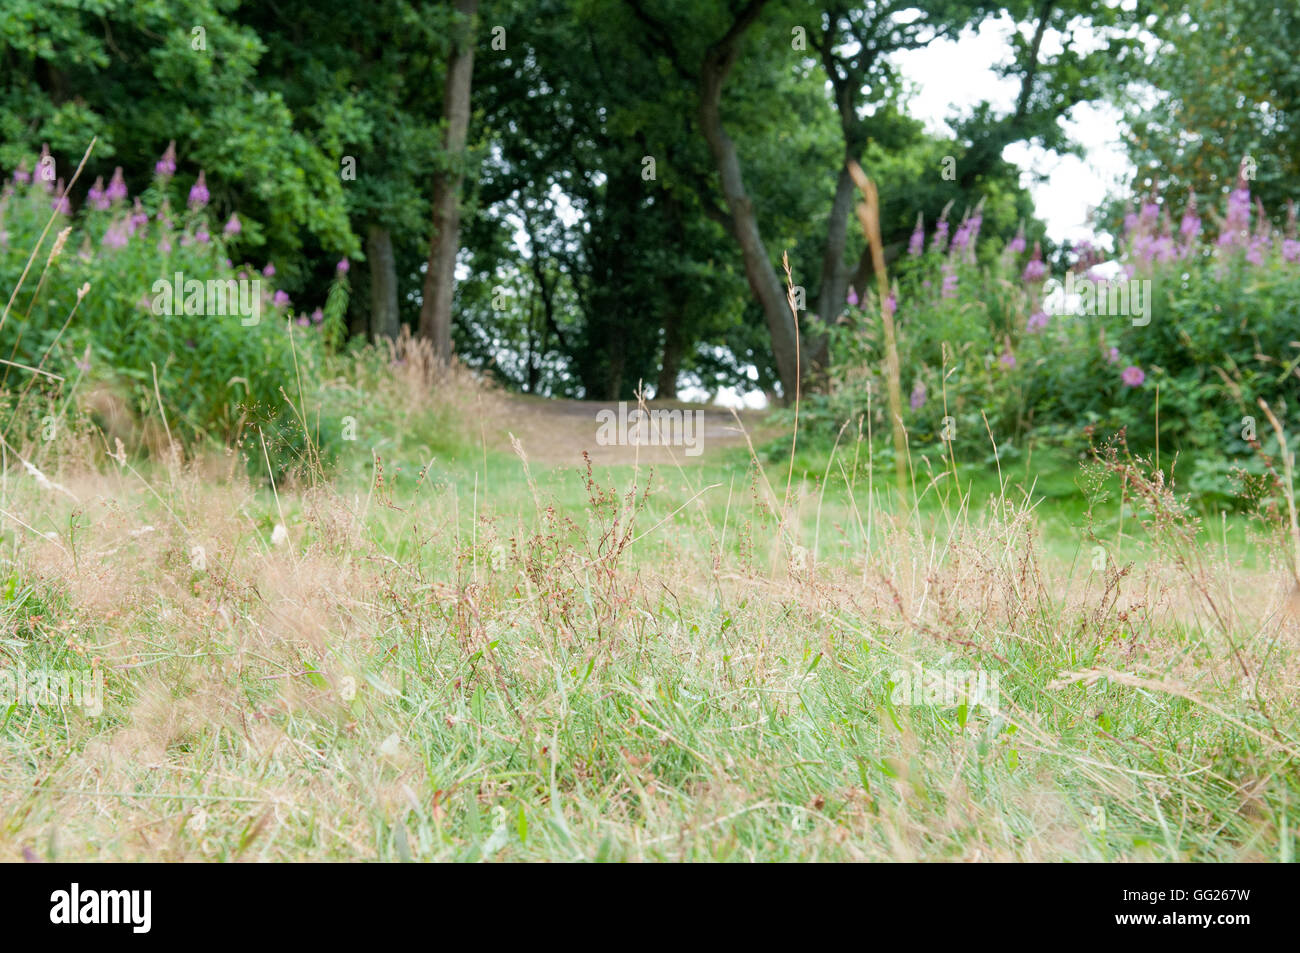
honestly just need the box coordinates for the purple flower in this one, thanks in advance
[950,213,982,259]
[1121,365,1145,387]
[296,315,309,327]
[195,227,210,244]
[223,213,241,236]
[1007,227,1026,255]
[310,307,324,325]
[101,219,129,249]
[941,263,959,299]
[263,263,275,277]
[931,219,949,253]
[188,171,209,210]
[1106,346,1119,364]
[12,161,30,185]
[1026,310,1048,332]
[1283,238,1300,263]
[106,167,127,203]
[1218,187,1251,250]
[50,180,70,215]
[156,141,177,179]
[884,291,897,318]
[1000,349,1016,369]
[1022,243,1047,283]
[908,218,924,256]
[1179,194,1201,241]
[158,237,173,254]
[129,197,149,233]
[87,176,109,211]
[909,380,927,411]
[337,257,350,275]
[273,290,290,309]
[846,286,858,307]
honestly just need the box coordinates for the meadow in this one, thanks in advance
[3,336,1297,861]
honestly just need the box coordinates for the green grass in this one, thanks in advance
[0,388,1296,862]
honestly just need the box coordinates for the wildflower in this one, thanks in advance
[311,307,324,325]
[1106,346,1119,364]
[158,237,173,254]
[1179,193,1200,241]
[195,227,210,244]
[1026,310,1048,332]
[87,176,109,211]
[156,141,177,179]
[940,262,958,299]
[908,216,924,256]
[1283,238,1300,263]
[273,290,290,309]
[1007,226,1026,255]
[223,213,241,236]
[1000,349,1016,369]
[102,220,129,250]
[51,180,70,215]
[1218,186,1251,249]
[296,315,309,326]
[188,171,209,210]
[909,380,927,411]
[12,161,30,185]
[263,262,275,277]
[1121,365,1145,387]
[129,197,148,233]
[337,257,350,275]
[107,167,127,203]
[950,213,982,259]
[1022,242,1047,282]
[846,286,858,307]
[931,218,949,253]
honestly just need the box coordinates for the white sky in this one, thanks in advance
[892,13,1134,248]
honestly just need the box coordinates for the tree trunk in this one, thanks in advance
[811,161,857,382]
[418,0,477,361]
[696,1,800,404]
[367,225,400,341]
[656,311,682,398]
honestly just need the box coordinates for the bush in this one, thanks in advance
[0,145,346,465]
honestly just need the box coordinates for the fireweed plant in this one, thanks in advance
[817,182,1300,502]
[0,144,349,472]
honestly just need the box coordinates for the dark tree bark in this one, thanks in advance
[367,225,400,341]
[695,0,800,403]
[418,0,477,361]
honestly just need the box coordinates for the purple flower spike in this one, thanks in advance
[1027,310,1048,332]
[311,307,324,325]
[263,263,275,277]
[1121,365,1145,387]
[908,216,924,257]
[1008,226,1026,255]
[188,170,209,210]
[87,176,109,211]
[337,257,350,275]
[156,141,177,179]
[846,286,858,307]
[224,213,241,236]
[106,167,127,203]
[1022,243,1047,283]
[273,290,290,309]
[909,380,927,411]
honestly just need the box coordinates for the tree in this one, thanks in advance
[419,0,479,360]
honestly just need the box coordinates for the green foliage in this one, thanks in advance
[0,154,326,461]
